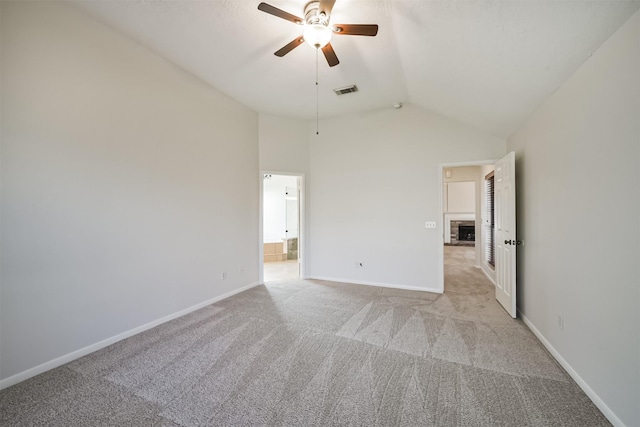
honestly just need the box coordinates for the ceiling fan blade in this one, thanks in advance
[274,37,304,57]
[321,43,340,67]
[258,2,303,24]
[319,0,336,16]
[333,24,379,36]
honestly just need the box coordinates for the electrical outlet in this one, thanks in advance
[221,271,227,280]
[425,221,437,229]
[557,315,564,331]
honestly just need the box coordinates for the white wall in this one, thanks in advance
[309,104,506,291]
[259,114,310,174]
[508,10,639,427]
[1,1,259,382]
[0,2,4,376]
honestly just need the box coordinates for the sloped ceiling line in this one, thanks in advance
[73,0,640,138]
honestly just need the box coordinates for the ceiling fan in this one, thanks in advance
[258,0,379,67]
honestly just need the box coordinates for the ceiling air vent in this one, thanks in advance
[334,85,358,95]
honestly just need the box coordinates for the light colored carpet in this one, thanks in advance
[0,256,610,426]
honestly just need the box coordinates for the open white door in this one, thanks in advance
[495,151,517,318]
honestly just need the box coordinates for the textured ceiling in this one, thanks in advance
[72,0,640,137]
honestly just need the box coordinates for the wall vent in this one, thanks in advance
[333,85,358,95]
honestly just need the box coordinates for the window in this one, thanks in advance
[484,172,495,267]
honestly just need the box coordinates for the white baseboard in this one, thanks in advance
[0,281,260,391]
[477,265,496,285]
[518,310,625,427]
[307,276,442,294]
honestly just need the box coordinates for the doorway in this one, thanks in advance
[440,162,496,293]
[439,153,517,318]
[261,173,303,282]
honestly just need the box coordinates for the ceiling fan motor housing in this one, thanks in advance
[304,1,329,26]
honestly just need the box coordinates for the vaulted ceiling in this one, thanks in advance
[72,0,640,137]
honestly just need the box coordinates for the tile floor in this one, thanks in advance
[263,259,299,282]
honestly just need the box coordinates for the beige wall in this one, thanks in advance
[1,1,259,382]
[445,181,476,213]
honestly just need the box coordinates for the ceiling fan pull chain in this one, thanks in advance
[316,48,319,135]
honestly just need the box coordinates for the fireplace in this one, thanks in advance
[458,225,475,241]
[449,220,476,246]
[444,213,476,246]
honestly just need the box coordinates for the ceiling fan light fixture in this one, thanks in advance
[303,23,332,48]
[258,1,378,66]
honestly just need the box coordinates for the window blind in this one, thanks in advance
[484,172,495,267]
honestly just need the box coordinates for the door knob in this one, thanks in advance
[504,240,522,246]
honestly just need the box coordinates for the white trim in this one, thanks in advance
[260,171,305,283]
[479,265,496,285]
[519,310,625,427]
[0,281,260,391]
[258,174,265,284]
[437,172,445,293]
[308,276,442,294]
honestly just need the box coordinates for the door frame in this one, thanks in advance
[438,159,497,293]
[259,171,305,284]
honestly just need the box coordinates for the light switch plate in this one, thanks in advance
[425,221,436,229]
